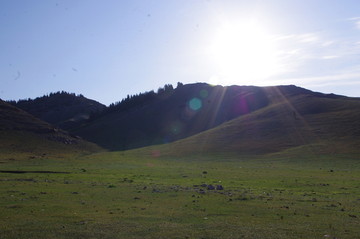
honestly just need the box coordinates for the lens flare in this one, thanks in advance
[189,98,202,111]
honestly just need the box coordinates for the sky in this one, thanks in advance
[1,0,360,105]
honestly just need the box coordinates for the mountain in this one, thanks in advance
[0,99,102,160]
[148,85,360,157]
[4,83,360,156]
[9,91,106,129]
[70,83,358,153]
[71,83,271,150]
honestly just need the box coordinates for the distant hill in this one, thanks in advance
[70,83,353,152]
[0,99,102,160]
[9,91,106,129]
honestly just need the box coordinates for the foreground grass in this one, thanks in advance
[0,150,359,238]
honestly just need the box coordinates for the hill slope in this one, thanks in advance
[0,99,102,160]
[148,86,360,156]
[72,83,271,150]
[9,91,106,129]
[72,83,355,152]
[7,83,358,156]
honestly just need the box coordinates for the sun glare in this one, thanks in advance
[207,21,281,85]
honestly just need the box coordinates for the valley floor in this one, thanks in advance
[0,151,359,238]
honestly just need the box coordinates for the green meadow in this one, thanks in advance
[1,149,359,239]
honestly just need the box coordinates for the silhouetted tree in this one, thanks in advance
[177,82,183,88]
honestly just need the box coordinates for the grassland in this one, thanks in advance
[1,149,359,239]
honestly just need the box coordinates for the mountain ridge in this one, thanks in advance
[151,86,360,157]
[8,91,106,129]
[70,83,358,152]
[4,83,359,156]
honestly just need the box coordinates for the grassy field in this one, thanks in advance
[0,149,359,239]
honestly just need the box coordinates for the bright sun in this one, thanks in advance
[207,21,281,85]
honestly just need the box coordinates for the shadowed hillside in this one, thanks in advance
[71,83,271,150]
[0,99,102,160]
[72,83,356,152]
[145,86,360,157]
[6,83,359,157]
[9,91,106,129]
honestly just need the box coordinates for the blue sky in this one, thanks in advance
[1,0,360,105]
